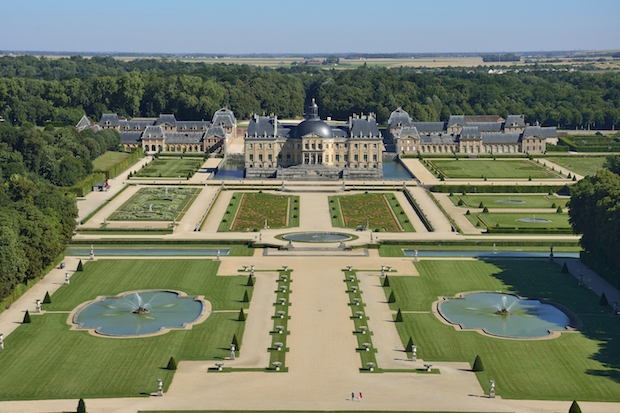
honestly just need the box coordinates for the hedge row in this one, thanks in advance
[96,148,144,179]
[379,239,579,247]
[431,184,571,195]
[66,173,106,197]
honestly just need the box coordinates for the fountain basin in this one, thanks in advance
[281,232,353,243]
[517,217,552,223]
[437,292,572,339]
[495,199,525,204]
[72,290,206,337]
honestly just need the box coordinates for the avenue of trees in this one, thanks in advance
[569,156,620,289]
[0,55,619,130]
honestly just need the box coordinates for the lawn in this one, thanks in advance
[133,158,203,178]
[329,193,413,232]
[0,259,252,400]
[471,212,571,230]
[429,159,557,179]
[384,259,620,401]
[220,192,299,232]
[92,151,130,171]
[546,156,609,177]
[449,194,569,209]
[109,187,200,221]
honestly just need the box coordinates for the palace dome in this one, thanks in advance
[293,118,333,139]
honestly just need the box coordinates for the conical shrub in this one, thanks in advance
[388,291,396,303]
[383,275,389,287]
[562,262,569,273]
[166,356,177,370]
[569,400,582,413]
[246,274,254,286]
[599,292,609,307]
[242,290,249,303]
[395,308,403,322]
[472,355,484,372]
[43,291,51,304]
[405,337,414,352]
[482,207,489,213]
[478,202,484,208]
[238,308,245,321]
[77,398,86,413]
[23,310,31,324]
[232,334,239,349]
[77,259,83,271]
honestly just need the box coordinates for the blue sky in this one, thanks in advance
[1,0,619,54]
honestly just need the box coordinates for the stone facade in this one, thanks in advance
[388,108,555,155]
[96,108,236,154]
[244,101,383,180]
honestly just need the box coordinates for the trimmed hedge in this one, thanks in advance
[95,147,144,179]
[66,173,106,197]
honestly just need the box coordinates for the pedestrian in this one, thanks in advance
[359,391,362,401]
[351,391,355,401]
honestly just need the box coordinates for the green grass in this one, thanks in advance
[474,212,571,229]
[329,193,412,232]
[385,259,620,401]
[0,259,251,400]
[133,158,203,178]
[430,159,557,179]
[64,243,255,257]
[546,156,608,177]
[449,194,569,209]
[92,151,130,171]
[220,192,299,232]
[109,187,200,221]
[378,244,581,257]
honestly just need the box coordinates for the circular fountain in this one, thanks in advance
[281,232,353,243]
[437,293,573,338]
[72,291,204,337]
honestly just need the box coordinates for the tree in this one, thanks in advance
[242,290,249,303]
[166,356,177,370]
[246,274,253,286]
[405,337,414,352]
[472,355,484,372]
[77,398,86,413]
[383,275,389,287]
[43,291,51,304]
[23,310,31,323]
[604,155,620,176]
[569,400,582,413]
[77,259,83,271]
[238,308,245,321]
[388,291,396,303]
[395,308,403,322]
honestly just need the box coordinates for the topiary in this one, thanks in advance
[232,334,239,349]
[77,398,86,413]
[23,310,31,324]
[569,400,582,413]
[242,290,249,303]
[77,259,83,272]
[528,176,532,181]
[458,199,464,206]
[572,176,577,181]
[472,355,484,372]
[388,291,395,303]
[247,274,254,286]
[449,192,453,197]
[238,309,245,321]
[167,356,177,370]
[562,262,569,273]
[552,203,557,208]
[556,206,563,213]
[405,337,414,352]
[482,207,489,213]
[479,202,484,208]
[383,275,389,287]
[43,291,51,304]
[599,292,609,307]
[568,173,572,179]
[465,210,470,215]
[395,308,403,322]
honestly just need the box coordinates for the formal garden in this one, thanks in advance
[132,157,204,179]
[329,193,414,232]
[219,192,300,232]
[466,211,572,232]
[382,259,620,401]
[449,193,569,209]
[0,259,252,400]
[545,156,609,177]
[427,159,559,179]
[108,187,201,221]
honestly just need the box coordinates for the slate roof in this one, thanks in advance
[412,122,446,132]
[466,122,503,132]
[120,132,142,144]
[119,120,156,131]
[387,107,412,127]
[155,114,177,127]
[99,114,120,127]
[395,126,420,140]
[460,126,481,139]
[206,126,226,138]
[177,121,209,130]
[164,132,203,144]
[350,117,380,138]
[504,115,526,128]
[420,134,457,144]
[212,107,236,128]
[464,115,503,123]
[523,126,557,138]
[447,115,466,128]
[143,125,165,140]
[480,132,521,143]
[247,116,289,139]
[76,115,91,131]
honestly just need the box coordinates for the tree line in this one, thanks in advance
[568,156,620,289]
[0,56,618,130]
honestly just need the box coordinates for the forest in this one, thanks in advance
[0,55,619,129]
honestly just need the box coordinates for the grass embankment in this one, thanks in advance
[133,158,203,178]
[0,259,251,400]
[384,259,620,401]
[329,193,414,232]
[429,159,558,179]
[92,151,130,171]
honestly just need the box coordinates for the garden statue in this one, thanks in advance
[230,344,235,360]
[0,333,3,349]
[489,380,495,398]
[65,273,70,285]
[36,300,41,313]
[411,345,417,361]
[157,379,163,396]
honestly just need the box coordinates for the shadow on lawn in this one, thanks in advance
[486,258,620,384]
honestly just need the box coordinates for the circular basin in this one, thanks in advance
[73,291,204,337]
[517,217,552,223]
[281,232,352,243]
[438,293,571,338]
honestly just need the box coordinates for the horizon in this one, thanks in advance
[1,0,619,54]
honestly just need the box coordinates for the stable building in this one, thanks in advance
[96,108,236,154]
[387,108,555,155]
[244,101,384,180]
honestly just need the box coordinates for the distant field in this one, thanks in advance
[546,156,608,176]
[430,159,556,179]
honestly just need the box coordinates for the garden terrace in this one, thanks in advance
[329,193,413,232]
[108,187,200,221]
[220,192,299,232]
[428,159,559,179]
[132,157,203,179]
[449,194,569,209]
[468,212,572,233]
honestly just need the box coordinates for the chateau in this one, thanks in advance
[244,101,384,180]
[387,107,556,155]
[82,108,237,154]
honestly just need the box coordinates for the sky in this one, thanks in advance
[1,0,619,54]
